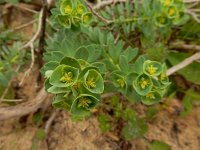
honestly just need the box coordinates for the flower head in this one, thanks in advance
[117,78,125,88]
[86,77,96,89]
[77,98,92,109]
[146,65,158,76]
[146,92,156,99]
[60,72,73,83]
[139,77,150,89]
[64,5,72,14]
[77,5,84,14]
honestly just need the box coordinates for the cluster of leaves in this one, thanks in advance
[43,56,104,117]
[51,0,92,29]
[42,0,172,118]
[155,0,188,27]
[0,32,24,87]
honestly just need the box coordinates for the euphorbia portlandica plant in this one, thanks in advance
[51,0,92,28]
[42,0,172,118]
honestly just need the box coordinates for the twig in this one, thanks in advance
[0,87,50,121]
[166,52,200,76]
[38,0,48,54]
[15,3,38,14]
[19,43,35,86]
[0,99,24,102]
[45,109,60,135]
[22,9,43,49]
[184,0,200,2]
[186,9,200,23]
[85,1,111,24]
[94,0,126,10]
[170,43,200,51]
[2,19,36,34]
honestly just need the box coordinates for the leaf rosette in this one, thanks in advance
[166,5,178,19]
[133,74,153,96]
[143,60,162,77]
[155,14,169,27]
[111,71,127,92]
[60,0,74,15]
[142,91,162,105]
[50,64,79,87]
[83,69,104,94]
[160,0,174,6]
[81,12,92,26]
[70,94,99,116]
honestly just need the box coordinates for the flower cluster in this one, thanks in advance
[44,56,104,117]
[155,0,187,27]
[133,60,170,105]
[111,59,170,105]
[56,0,92,28]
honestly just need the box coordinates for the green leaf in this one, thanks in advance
[44,51,64,63]
[50,65,79,87]
[60,0,73,15]
[98,114,111,133]
[122,47,138,62]
[75,46,89,61]
[108,42,123,63]
[143,60,162,77]
[133,55,147,74]
[83,69,104,94]
[133,74,153,96]
[35,129,46,140]
[111,71,127,92]
[70,94,99,116]
[91,62,107,74]
[81,12,92,26]
[167,51,200,85]
[122,117,148,140]
[57,15,71,28]
[119,55,129,73]
[150,140,171,150]
[141,91,162,105]
[60,56,81,70]
[52,93,72,110]
[40,61,59,76]
[86,44,102,62]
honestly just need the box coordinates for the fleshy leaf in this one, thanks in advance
[143,60,162,76]
[83,69,104,94]
[141,91,162,105]
[57,15,71,28]
[133,74,153,96]
[81,12,92,26]
[60,56,81,70]
[70,94,99,116]
[50,65,79,87]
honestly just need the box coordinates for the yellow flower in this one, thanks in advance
[60,72,73,83]
[86,77,96,89]
[64,5,72,14]
[139,77,149,89]
[146,65,158,75]
[83,15,89,23]
[146,92,155,99]
[78,98,92,108]
[164,0,172,6]
[77,5,84,14]
[160,73,166,81]
[117,79,125,88]
[168,7,176,17]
